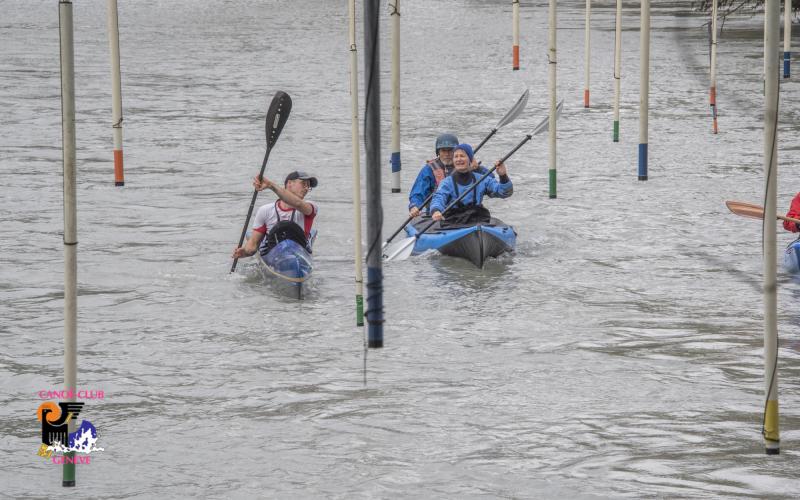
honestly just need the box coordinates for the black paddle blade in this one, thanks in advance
[265,91,292,149]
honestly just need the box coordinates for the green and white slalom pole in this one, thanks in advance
[364,0,384,348]
[762,0,780,456]
[784,0,791,78]
[710,0,719,134]
[512,0,520,70]
[389,0,401,193]
[548,0,557,198]
[638,0,650,181]
[583,0,591,107]
[348,0,364,327]
[59,0,78,487]
[106,0,124,185]
[613,0,622,142]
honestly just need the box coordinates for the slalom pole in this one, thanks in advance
[762,0,780,455]
[584,0,591,107]
[638,0,650,181]
[389,0,401,193]
[58,0,78,487]
[107,0,124,185]
[784,0,791,78]
[513,0,520,70]
[348,0,364,327]
[710,0,719,134]
[364,0,384,348]
[613,0,622,142]
[548,0,557,198]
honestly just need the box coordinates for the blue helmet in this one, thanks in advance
[435,133,459,155]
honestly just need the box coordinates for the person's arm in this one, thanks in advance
[253,176,314,216]
[430,179,452,221]
[784,192,800,232]
[408,165,434,215]
[484,160,513,199]
[232,230,266,258]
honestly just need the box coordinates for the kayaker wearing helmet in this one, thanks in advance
[430,143,512,225]
[783,192,800,233]
[232,171,319,258]
[407,133,459,218]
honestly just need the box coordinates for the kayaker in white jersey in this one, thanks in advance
[232,171,319,259]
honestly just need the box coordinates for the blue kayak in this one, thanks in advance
[405,215,516,268]
[257,239,313,299]
[784,238,800,273]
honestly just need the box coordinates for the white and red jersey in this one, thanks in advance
[252,200,317,238]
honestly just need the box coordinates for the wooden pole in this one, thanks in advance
[710,0,719,134]
[613,0,622,142]
[638,0,650,181]
[548,0,557,198]
[364,0,384,347]
[349,0,364,327]
[389,0,401,193]
[584,0,591,107]
[513,0,520,70]
[106,0,124,185]
[784,0,792,78]
[58,0,78,486]
[763,0,780,455]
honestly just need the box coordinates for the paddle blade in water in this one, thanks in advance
[265,91,292,149]
[382,237,415,262]
[726,200,765,220]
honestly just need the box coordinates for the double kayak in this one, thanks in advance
[257,239,313,299]
[404,215,516,268]
[785,238,800,273]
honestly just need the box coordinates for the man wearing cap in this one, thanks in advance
[232,171,319,259]
[407,133,459,218]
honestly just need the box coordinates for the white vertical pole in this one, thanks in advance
[106,0,124,185]
[389,0,401,193]
[763,0,780,456]
[784,0,791,78]
[547,0,557,198]
[638,0,650,181]
[58,0,78,487]
[613,0,622,142]
[584,0,591,107]
[513,0,520,70]
[710,0,719,134]
[349,0,364,327]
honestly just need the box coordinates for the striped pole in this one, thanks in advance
[710,0,719,134]
[613,0,622,142]
[784,0,791,78]
[106,0,124,186]
[349,0,364,327]
[513,0,520,70]
[58,0,78,487]
[584,0,591,107]
[364,0,384,347]
[389,0,401,193]
[548,0,557,198]
[638,0,650,181]
[763,0,780,455]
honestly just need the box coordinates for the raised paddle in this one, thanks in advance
[383,101,563,262]
[230,91,292,273]
[726,200,800,225]
[382,88,530,250]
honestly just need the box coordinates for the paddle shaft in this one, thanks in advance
[230,148,272,272]
[383,129,497,245]
[727,200,800,225]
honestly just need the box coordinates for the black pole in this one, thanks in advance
[364,0,383,348]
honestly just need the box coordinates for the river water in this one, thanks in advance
[2,0,800,497]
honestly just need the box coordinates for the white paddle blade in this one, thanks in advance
[382,237,416,262]
[531,98,564,137]
[497,88,530,129]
